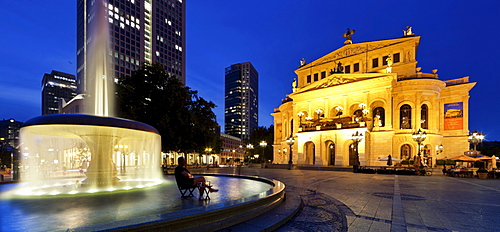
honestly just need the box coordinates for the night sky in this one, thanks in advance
[1,0,499,141]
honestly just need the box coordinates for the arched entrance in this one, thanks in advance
[304,142,315,165]
[349,143,356,166]
[400,144,411,160]
[326,141,335,166]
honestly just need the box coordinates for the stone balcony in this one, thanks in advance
[299,116,368,132]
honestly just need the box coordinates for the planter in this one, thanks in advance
[478,172,488,179]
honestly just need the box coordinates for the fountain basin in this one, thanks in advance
[0,175,285,231]
[18,114,162,194]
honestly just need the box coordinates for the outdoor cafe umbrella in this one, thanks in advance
[447,155,480,162]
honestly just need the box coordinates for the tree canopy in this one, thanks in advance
[116,62,220,153]
[245,125,274,162]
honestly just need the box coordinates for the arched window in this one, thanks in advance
[421,104,428,129]
[372,107,385,127]
[401,144,411,160]
[400,104,412,129]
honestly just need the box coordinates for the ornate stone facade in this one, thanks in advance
[272,35,475,167]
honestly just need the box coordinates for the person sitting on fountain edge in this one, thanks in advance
[175,156,218,200]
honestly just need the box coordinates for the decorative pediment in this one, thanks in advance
[293,73,387,94]
[298,36,420,71]
[318,75,358,88]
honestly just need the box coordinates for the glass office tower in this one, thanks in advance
[77,0,186,91]
[224,62,258,140]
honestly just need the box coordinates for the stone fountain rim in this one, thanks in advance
[22,114,159,134]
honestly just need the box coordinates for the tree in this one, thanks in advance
[116,62,220,153]
[246,125,274,162]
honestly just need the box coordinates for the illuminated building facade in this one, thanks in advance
[220,133,244,164]
[272,33,475,167]
[77,0,186,88]
[225,62,259,140]
[41,70,77,115]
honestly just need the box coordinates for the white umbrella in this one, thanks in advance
[377,156,401,161]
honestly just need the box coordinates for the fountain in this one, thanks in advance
[11,1,163,196]
[0,1,287,230]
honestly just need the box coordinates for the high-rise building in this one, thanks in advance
[0,118,23,148]
[77,0,186,89]
[224,62,258,140]
[41,70,77,115]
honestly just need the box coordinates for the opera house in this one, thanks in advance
[272,28,475,168]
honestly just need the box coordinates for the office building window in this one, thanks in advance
[314,73,318,81]
[321,71,326,79]
[307,75,311,83]
[353,63,360,72]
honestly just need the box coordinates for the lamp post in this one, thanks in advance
[297,112,304,127]
[434,144,444,168]
[412,129,427,157]
[286,136,295,170]
[468,131,484,157]
[260,141,267,168]
[351,131,363,173]
[246,144,254,163]
[315,109,323,121]
[436,144,444,156]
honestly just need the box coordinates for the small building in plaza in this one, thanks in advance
[272,31,475,168]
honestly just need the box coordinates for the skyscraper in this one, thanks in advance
[224,62,258,140]
[41,70,77,115]
[77,0,186,89]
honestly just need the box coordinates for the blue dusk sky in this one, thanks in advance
[1,1,499,141]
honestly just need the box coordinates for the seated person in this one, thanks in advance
[175,156,218,200]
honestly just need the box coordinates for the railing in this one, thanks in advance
[444,76,469,86]
[397,73,438,81]
[300,122,366,132]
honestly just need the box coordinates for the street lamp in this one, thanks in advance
[468,131,484,157]
[351,131,363,173]
[412,129,427,157]
[436,144,444,156]
[315,109,323,121]
[286,136,295,170]
[246,144,254,162]
[260,141,267,167]
[297,112,304,127]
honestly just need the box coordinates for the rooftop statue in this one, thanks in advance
[343,28,355,45]
[403,26,415,37]
[300,58,306,66]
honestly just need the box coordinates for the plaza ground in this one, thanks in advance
[211,167,500,232]
[2,167,499,231]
